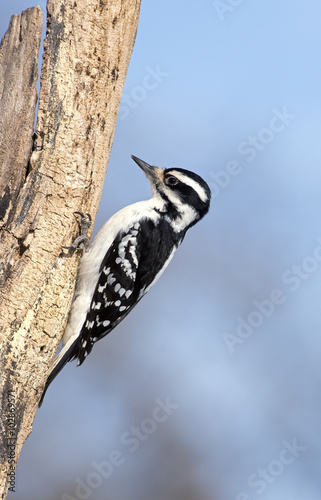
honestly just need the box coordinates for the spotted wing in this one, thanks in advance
[75,219,176,365]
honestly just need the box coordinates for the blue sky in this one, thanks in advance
[1,1,321,499]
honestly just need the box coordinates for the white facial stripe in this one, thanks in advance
[167,206,198,232]
[159,188,198,232]
[162,188,185,208]
[167,171,208,203]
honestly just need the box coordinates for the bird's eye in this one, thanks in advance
[165,175,179,187]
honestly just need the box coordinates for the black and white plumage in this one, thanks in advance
[39,156,211,405]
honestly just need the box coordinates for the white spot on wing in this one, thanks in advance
[115,226,139,280]
[107,274,116,285]
[129,244,139,267]
[98,283,107,293]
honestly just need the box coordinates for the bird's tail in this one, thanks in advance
[38,334,80,407]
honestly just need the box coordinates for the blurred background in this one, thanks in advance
[1,1,321,499]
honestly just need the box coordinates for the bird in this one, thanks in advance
[39,155,211,406]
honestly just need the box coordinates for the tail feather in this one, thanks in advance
[38,334,80,407]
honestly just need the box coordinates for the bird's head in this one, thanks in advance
[131,155,211,232]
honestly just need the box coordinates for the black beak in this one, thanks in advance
[131,155,161,184]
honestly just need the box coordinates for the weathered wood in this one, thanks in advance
[0,6,43,242]
[0,11,43,495]
[0,0,141,497]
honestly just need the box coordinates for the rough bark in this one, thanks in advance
[0,7,41,228]
[0,0,140,497]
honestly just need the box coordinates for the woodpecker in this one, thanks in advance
[39,156,211,406]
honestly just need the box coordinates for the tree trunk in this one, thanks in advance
[0,0,140,497]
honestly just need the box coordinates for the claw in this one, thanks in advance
[63,212,92,253]
[74,212,92,228]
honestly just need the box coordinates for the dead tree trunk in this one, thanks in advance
[0,0,140,497]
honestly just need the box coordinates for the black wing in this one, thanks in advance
[38,218,180,406]
[76,218,178,364]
